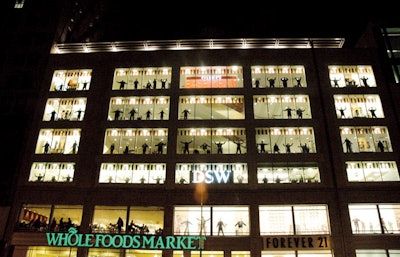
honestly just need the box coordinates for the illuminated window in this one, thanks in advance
[340,126,393,153]
[348,204,400,234]
[174,206,249,236]
[255,127,316,154]
[175,163,248,184]
[259,205,331,235]
[356,249,400,257]
[261,250,334,257]
[43,98,87,121]
[177,128,246,154]
[17,204,82,232]
[27,247,77,257]
[29,162,75,183]
[178,95,245,120]
[254,95,311,119]
[251,65,307,88]
[346,161,399,182]
[35,129,81,154]
[108,96,170,121]
[90,206,163,234]
[180,66,243,88]
[14,0,25,8]
[112,67,171,90]
[50,69,92,91]
[103,128,168,154]
[329,65,376,88]
[99,163,166,184]
[257,163,320,184]
[334,94,384,119]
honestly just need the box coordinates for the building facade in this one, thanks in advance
[1,1,400,257]
[1,38,399,257]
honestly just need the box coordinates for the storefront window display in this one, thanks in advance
[178,95,245,120]
[340,126,393,153]
[103,128,168,154]
[334,94,384,119]
[173,250,225,257]
[251,65,306,88]
[348,204,400,234]
[356,249,400,257]
[108,96,169,121]
[35,128,81,154]
[17,204,82,232]
[255,127,316,154]
[99,163,166,184]
[257,163,320,184]
[259,205,331,235]
[90,206,164,235]
[29,162,75,182]
[50,69,92,91]
[112,67,171,90]
[177,128,246,154]
[174,206,249,236]
[180,66,243,88]
[26,247,77,257]
[254,95,311,119]
[43,97,87,121]
[175,163,248,184]
[261,249,334,257]
[346,161,400,182]
[329,65,376,88]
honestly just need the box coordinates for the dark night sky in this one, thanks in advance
[97,2,395,46]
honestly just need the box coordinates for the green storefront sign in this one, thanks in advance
[46,228,206,250]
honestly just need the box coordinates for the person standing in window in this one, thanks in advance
[117,80,127,90]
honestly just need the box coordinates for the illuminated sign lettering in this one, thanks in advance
[46,228,206,250]
[263,236,331,250]
[191,170,232,184]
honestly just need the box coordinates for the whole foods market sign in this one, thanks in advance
[46,228,206,250]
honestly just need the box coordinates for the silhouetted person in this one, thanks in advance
[117,80,127,90]
[134,79,139,89]
[117,217,124,233]
[43,142,50,154]
[200,142,210,153]
[267,77,276,87]
[281,77,289,87]
[145,81,152,89]
[161,79,167,89]
[181,140,192,154]
[215,142,225,154]
[129,108,137,120]
[338,107,346,118]
[294,77,302,87]
[233,140,244,154]
[299,143,310,153]
[273,143,280,153]
[142,143,149,154]
[72,141,78,154]
[255,79,260,88]
[159,110,165,120]
[360,76,369,87]
[283,143,293,153]
[182,109,190,120]
[343,138,352,153]
[331,77,340,87]
[50,110,57,121]
[284,107,293,119]
[82,81,89,90]
[296,108,305,119]
[155,141,166,154]
[123,145,129,154]
[113,109,123,120]
[153,78,157,89]
[257,140,268,153]
[216,219,225,236]
[110,143,115,154]
[377,140,385,152]
[76,109,84,120]
[368,107,377,118]
[145,110,152,120]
